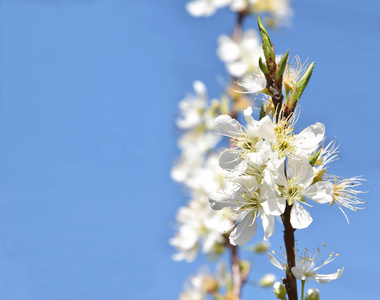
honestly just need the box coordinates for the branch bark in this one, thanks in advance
[282,203,298,300]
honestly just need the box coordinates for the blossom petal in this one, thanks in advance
[219,149,244,172]
[229,212,257,246]
[310,268,344,284]
[304,181,334,204]
[294,122,325,154]
[290,201,313,229]
[258,116,275,142]
[209,190,239,210]
[291,267,308,282]
[186,1,216,17]
[231,175,258,190]
[244,106,255,126]
[268,252,286,271]
[261,213,274,241]
[261,194,286,216]
[287,155,315,187]
[214,115,242,137]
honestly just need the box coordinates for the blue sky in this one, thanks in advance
[0,0,379,299]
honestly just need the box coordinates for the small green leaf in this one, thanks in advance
[259,103,265,120]
[275,50,289,81]
[309,149,321,166]
[295,62,315,101]
[257,17,275,63]
[259,57,269,75]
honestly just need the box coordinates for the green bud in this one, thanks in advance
[309,149,321,166]
[295,62,315,101]
[259,57,269,75]
[254,241,270,253]
[257,17,275,64]
[258,274,276,288]
[275,50,289,81]
[273,282,287,300]
[305,288,320,300]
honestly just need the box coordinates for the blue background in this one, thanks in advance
[0,0,379,299]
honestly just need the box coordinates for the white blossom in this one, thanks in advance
[170,194,232,262]
[268,245,344,284]
[180,264,227,299]
[250,0,293,27]
[186,0,231,17]
[209,179,280,245]
[328,176,366,223]
[273,155,334,229]
[283,56,309,91]
[217,30,263,77]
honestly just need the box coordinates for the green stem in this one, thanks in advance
[301,280,305,300]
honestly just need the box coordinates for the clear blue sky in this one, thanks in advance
[0,0,379,299]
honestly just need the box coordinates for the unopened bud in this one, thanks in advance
[258,273,276,287]
[253,241,271,254]
[202,276,218,293]
[273,281,287,300]
[305,288,320,300]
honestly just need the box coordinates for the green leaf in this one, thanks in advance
[309,149,321,166]
[257,17,275,63]
[259,103,265,120]
[295,62,314,101]
[275,50,289,81]
[259,57,269,75]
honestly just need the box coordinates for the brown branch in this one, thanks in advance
[263,56,284,118]
[231,245,242,299]
[282,203,298,300]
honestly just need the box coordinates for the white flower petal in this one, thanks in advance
[227,61,247,77]
[294,122,325,154]
[244,106,255,126]
[310,268,344,284]
[238,72,266,93]
[231,175,258,190]
[261,194,286,216]
[217,36,240,62]
[268,252,286,271]
[209,190,239,210]
[186,1,216,17]
[304,181,334,204]
[291,266,308,282]
[214,115,241,137]
[219,149,244,172]
[193,80,206,96]
[229,212,257,246]
[258,116,275,142]
[290,201,313,229]
[261,213,274,241]
[287,156,315,187]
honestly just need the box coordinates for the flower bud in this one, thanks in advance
[273,281,287,300]
[253,241,271,254]
[305,288,320,300]
[258,273,276,288]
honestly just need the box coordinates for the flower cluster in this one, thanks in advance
[209,103,366,245]
[170,81,235,261]
[179,265,226,299]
